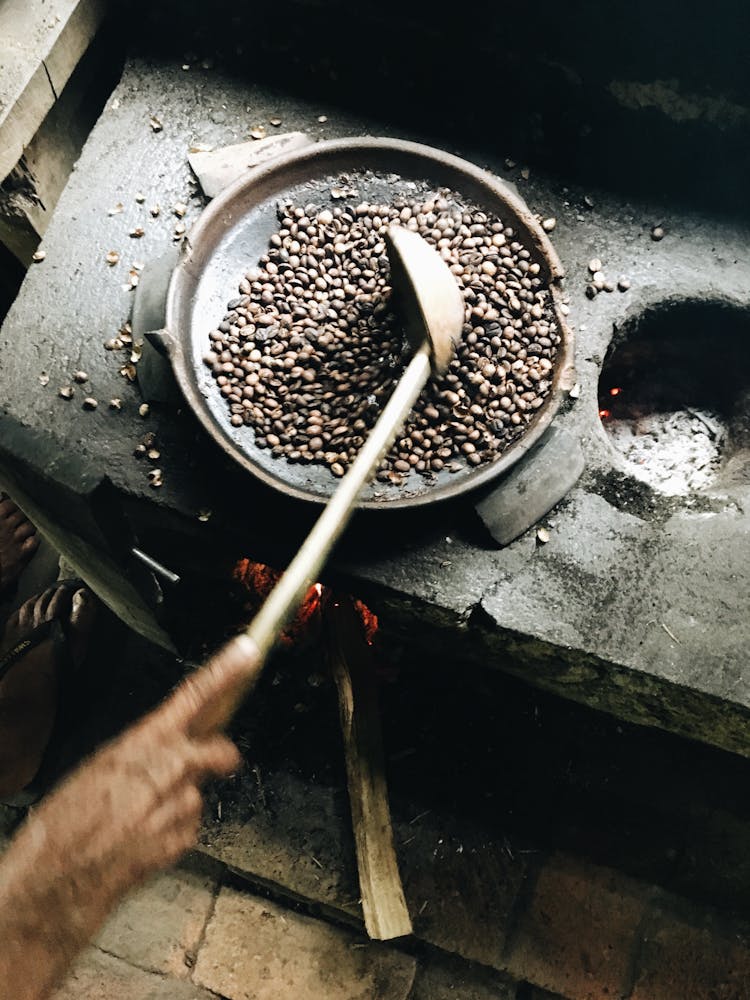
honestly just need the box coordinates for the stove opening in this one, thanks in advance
[598,300,750,495]
[232,558,379,650]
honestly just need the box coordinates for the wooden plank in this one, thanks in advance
[0,21,119,264]
[325,597,412,941]
[0,0,106,182]
[43,0,108,97]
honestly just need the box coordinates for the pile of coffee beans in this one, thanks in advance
[204,180,560,484]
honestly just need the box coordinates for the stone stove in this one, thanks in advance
[1,4,749,758]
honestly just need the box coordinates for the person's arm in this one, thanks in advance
[0,635,260,1000]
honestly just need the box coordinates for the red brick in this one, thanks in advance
[52,948,213,999]
[193,885,416,1000]
[504,852,647,999]
[95,863,218,977]
[631,911,750,1000]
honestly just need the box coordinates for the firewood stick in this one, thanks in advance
[324,596,413,941]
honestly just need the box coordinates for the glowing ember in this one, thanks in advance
[599,408,611,419]
[231,560,378,648]
[609,387,622,397]
[353,599,379,645]
[232,558,323,645]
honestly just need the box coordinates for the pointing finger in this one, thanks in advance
[159,634,263,737]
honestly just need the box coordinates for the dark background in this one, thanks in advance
[134,0,750,219]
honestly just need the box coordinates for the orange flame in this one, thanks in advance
[599,408,611,419]
[231,560,379,647]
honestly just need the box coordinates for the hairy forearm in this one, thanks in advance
[0,635,253,999]
[0,807,125,1000]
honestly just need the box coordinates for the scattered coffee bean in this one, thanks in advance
[588,258,602,273]
[109,398,122,410]
[59,386,74,400]
[139,403,150,417]
[73,370,89,383]
[82,397,98,410]
[617,276,631,292]
[541,217,556,232]
[32,250,46,263]
[651,226,665,241]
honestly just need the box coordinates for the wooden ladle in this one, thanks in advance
[192,225,463,726]
[190,225,463,941]
[245,224,464,663]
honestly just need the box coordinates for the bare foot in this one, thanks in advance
[0,584,96,798]
[0,499,39,596]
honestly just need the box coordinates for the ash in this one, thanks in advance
[605,408,725,495]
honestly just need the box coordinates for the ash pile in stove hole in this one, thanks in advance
[602,406,725,495]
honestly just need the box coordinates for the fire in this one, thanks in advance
[609,387,622,397]
[232,558,280,599]
[599,408,611,419]
[353,599,379,645]
[231,560,378,648]
[232,558,324,645]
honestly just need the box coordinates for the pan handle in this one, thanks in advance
[144,328,179,359]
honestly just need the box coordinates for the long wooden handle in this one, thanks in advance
[245,342,432,663]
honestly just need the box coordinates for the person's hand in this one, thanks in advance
[35,633,260,895]
[0,634,262,1000]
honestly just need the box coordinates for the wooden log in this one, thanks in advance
[324,595,413,941]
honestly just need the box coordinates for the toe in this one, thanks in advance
[34,586,65,626]
[69,588,96,667]
[4,509,28,532]
[43,584,75,625]
[19,535,40,557]
[13,522,37,544]
[15,594,38,632]
[0,499,17,519]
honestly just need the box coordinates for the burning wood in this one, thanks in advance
[231,559,379,651]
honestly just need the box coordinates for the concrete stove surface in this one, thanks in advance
[1,53,749,755]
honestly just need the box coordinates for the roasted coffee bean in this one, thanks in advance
[207,181,561,481]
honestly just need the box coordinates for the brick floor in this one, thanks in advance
[630,908,750,1000]
[52,947,215,999]
[95,856,219,977]
[192,886,417,1000]
[8,808,750,1000]
[410,950,518,999]
[504,852,648,1000]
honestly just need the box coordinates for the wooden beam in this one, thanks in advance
[0,0,107,183]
